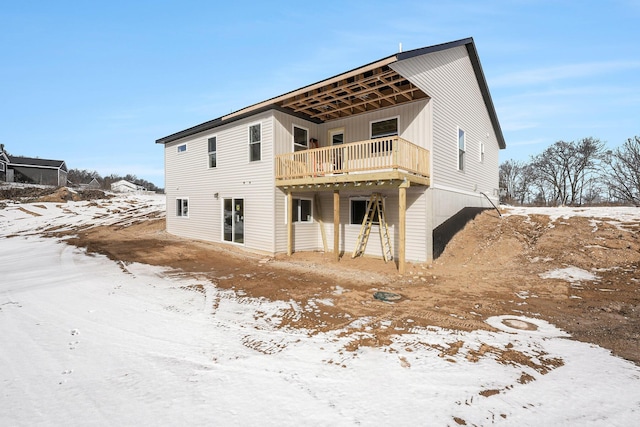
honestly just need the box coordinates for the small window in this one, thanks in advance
[177,144,187,153]
[479,141,485,163]
[457,128,465,171]
[293,126,308,152]
[176,198,189,217]
[249,123,261,162]
[292,198,313,223]
[371,117,398,138]
[208,137,217,168]
[350,198,380,225]
[0,162,4,172]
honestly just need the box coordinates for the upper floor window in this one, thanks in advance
[371,117,398,138]
[457,128,465,171]
[176,198,189,217]
[177,144,187,153]
[249,123,261,162]
[293,126,308,152]
[208,137,217,168]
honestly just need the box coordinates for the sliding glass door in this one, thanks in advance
[223,198,244,244]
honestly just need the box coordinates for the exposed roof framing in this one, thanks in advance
[156,37,505,150]
[277,65,429,121]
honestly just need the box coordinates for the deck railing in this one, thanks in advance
[275,136,430,181]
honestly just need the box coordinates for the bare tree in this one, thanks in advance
[499,160,535,204]
[603,136,640,206]
[529,138,604,206]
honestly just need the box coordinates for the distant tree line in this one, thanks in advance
[500,136,640,206]
[67,169,164,193]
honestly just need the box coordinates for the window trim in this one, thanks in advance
[176,197,189,218]
[286,196,314,223]
[249,122,262,162]
[292,125,309,152]
[208,136,217,168]
[457,127,466,171]
[370,116,399,139]
[177,143,187,153]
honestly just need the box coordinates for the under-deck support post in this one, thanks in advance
[333,190,340,261]
[287,190,293,256]
[398,185,407,274]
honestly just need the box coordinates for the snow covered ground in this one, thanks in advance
[1,196,639,426]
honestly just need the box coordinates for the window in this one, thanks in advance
[177,144,187,153]
[176,198,189,217]
[0,162,4,172]
[291,198,312,223]
[249,124,261,162]
[208,137,217,168]
[350,198,380,225]
[479,141,485,163]
[457,128,465,171]
[293,126,308,152]
[371,117,398,138]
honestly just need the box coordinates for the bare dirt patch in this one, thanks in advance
[62,208,640,364]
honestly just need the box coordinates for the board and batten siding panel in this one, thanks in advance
[391,46,500,199]
[164,112,277,254]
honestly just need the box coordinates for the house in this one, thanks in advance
[0,146,68,187]
[0,145,8,182]
[156,38,506,273]
[110,179,146,193]
[76,177,101,190]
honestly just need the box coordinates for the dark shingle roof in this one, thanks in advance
[8,156,67,171]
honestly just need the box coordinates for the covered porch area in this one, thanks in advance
[276,139,430,275]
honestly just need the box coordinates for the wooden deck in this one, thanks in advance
[275,137,430,189]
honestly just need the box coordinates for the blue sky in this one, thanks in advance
[2,1,639,187]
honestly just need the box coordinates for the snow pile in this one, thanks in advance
[1,197,639,425]
[539,266,600,283]
[503,205,640,224]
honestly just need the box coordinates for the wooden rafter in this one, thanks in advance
[276,66,428,122]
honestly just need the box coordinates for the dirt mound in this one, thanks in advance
[0,185,112,203]
[60,208,640,364]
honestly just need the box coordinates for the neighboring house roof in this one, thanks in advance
[156,37,505,149]
[8,155,68,172]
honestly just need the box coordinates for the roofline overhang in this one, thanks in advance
[156,37,505,150]
[397,37,505,150]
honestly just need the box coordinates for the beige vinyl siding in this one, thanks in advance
[316,100,431,149]
[165,111,277,254]
[390,46,500,197]
[296,189,428,262]
[272,112,320,253]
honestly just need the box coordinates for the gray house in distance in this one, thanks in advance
[157,38,506,273]
[0,145,68,186]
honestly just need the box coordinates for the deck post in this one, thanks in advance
[398,185,407,274]
[333,190,340,261]
[287,190,293,256]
